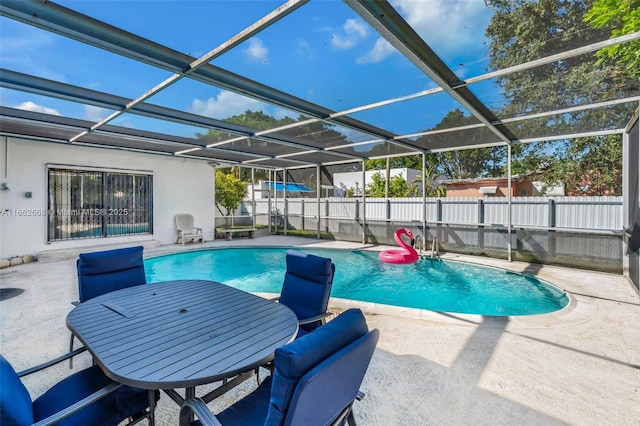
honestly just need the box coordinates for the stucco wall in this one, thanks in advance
[0,137,215,258]
[446,180,529,197]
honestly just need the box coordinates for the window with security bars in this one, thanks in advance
[47,168,153,241]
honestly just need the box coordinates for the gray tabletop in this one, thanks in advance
[67,280,298,389]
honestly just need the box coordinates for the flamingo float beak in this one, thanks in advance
[410,238,415,247]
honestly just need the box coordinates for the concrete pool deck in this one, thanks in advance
[1,236,639,425]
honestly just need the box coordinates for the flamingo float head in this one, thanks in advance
[394,228,415,248]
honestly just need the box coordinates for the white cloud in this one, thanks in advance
[358,38,396,64]
[331,18,369,50]
[391,0,491,56]
[272,107,294,120]
[14,101,60,116]
[296,39,314,60]
[356,0,491,66]
[1,32,66,81]
[344,19,368,38]
[1,32,54,58]
[244,38,269,63]
[191,91,296,122]
[191,90,270,119]
[84,105,111,122]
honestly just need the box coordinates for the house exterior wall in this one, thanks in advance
[446,180,524,197]
[445,179,566,197]
[0,137,215,258]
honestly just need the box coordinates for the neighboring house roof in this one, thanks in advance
[442,175,528,185]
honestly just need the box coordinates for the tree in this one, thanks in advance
[366,172,416,197]
[485,0,637,195]
[198,110,353,183]
[417,110,506,179]
[411,164,447,197]
[584,0,640,78]
[215,170,248,219]
[365,155,421,170]
[536,135,623,195]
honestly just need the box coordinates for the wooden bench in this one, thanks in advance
[217,228,257,241]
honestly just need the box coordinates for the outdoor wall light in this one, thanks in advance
[1,183,9,191]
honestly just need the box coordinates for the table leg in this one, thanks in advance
[185,387,196,424]
[148,390,156,426]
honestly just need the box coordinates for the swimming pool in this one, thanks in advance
[144,248,569,316]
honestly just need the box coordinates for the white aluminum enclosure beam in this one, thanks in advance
[67,0,310,143]
[0,0,422,153]
[0,71,365,164]
[324,32,640,119]
[344,0,517,145]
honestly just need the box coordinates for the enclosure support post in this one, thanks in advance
[317,165,321,239]
[283,170,288,236]
[362,160,367,245]
[251,168,256,231]
[507,144,513,262]
[268,170,273,234]
[212,165,217,241]
[422,152,427,242]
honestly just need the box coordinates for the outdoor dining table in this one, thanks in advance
[66,279,299,421]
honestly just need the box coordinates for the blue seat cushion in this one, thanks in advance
[77,246,146,302]
[33,365,152,426]
[0,355,34,426]
[206,376,273,426]
[265,309,368,424]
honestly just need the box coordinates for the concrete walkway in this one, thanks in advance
[1,236,639,425]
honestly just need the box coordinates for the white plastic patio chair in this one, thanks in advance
[175,213,204,245]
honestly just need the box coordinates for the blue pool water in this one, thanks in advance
[144,248,569,316]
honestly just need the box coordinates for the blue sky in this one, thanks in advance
[0,0,497,140]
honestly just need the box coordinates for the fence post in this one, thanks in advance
[548,198,556,257]
[301,200,305,231]
[548,199,556,227]
[386,198,391,221]
[436,198,443,247]
[478,199,485,249]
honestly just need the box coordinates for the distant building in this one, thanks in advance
[332,168,421,197]
[443,176,565,197]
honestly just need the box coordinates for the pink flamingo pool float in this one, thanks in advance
[379,228,419,264]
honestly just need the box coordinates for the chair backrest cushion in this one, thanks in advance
[0,355,34,426]
[175,213,194,231]
[77,246,146,302]
[280,250,335,332]
[265,308,370,425]
[284,329,379,426]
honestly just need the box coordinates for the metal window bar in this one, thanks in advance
[47,168,152,241]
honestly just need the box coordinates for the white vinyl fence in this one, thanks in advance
[247,196,623,231]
